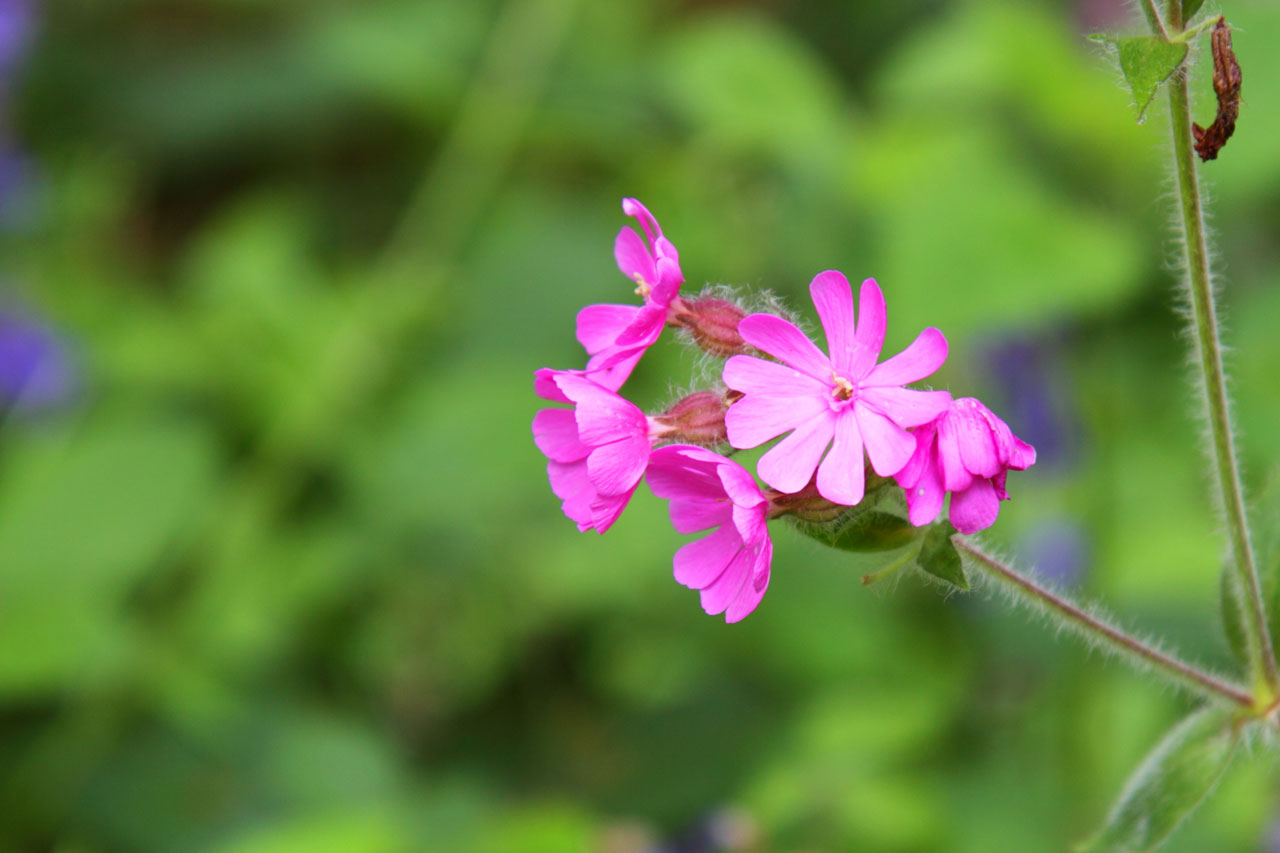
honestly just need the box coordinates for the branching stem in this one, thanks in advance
[954,538,1255,708]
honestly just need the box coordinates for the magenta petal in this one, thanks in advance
[557,375,647,445]
[614,227,657,285]
[860,387,952,428]
[649,258,683,306]
[852,278,887,377]
[855,404,916,477]
[590,487,636,534]
[577,303,640,355]
[949,477,1001,534]
[863,327,948,388]
[736,313,833,382]
[730,501,766,545]
[954,402,1002,478]
[902,451,945,527]
[816,411,865,505]
[622,197,662,245]
[700,547,754,616]
[724,392,828,450]
[893,425,935,490]
[724,539,772,623]
[532,408,589,463]
[533,368,572,403]
[670,498,734,534]
[587,436,650,496]
[757,412,835,494]
[674,525,740,589]
[614,303,666,347]
[936,415,974,492]
[1008,437,1037,470]
[647,445,726,501]
[811,270,856,375]
[723,354,828,398]
[584,346,644,391]
[717,461,766,510]
[547,460,595,531]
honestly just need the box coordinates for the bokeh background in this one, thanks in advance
[4,0,1280,850]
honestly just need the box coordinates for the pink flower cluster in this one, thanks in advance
[534,199,1036,622]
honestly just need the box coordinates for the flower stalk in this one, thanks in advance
[954,538,1255,708]
[1156,2,1280,698]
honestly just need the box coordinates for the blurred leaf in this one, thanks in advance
[215,809,405,853]
[810,511,921,553]
[1183,0,1206,24]
[1110,36,1188,122]
[1218,567,1248,669]
[1078,706,1240,853]
[917,522,967,590]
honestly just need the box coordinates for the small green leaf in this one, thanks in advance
[1078,706,1240,853]
[1182,0,1206,23]
[1218,567,1248,668]
[916,521,967,590]
[816,511,921,553]
[1110,36,1189,122]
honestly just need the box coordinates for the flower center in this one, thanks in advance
[632,274,652,298]
[831,373,856,402]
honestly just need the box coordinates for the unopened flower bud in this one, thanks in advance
[651,390,730,446]
[670,295,748,358]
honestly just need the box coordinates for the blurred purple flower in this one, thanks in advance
[0,0,32,76]
[0,307,74,412]
[982,335,1074,470]
[1018,519,1090,588]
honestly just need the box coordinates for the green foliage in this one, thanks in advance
[811,510,921,553]
[917,521,967,591]
[1182,0,1207,25]
[1078,707,1240,853]
[1104,36,1189,122]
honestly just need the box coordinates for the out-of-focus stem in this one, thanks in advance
[955,538,1255,708]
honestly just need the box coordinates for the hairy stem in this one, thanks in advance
[1140,0,1169,40]
[1164,42,1280,696]
[954,538,1255,708]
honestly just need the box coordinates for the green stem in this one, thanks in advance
[1140,0,1169,40]
[954,538,1255,708]
[1165,63,1280,697]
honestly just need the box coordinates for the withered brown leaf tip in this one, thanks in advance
[1193,16,1241,162]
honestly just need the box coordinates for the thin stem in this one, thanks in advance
[1140,0,1169,40]
[1166,67,1280,696]
[954,538,1255,708]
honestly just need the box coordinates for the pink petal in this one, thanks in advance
[816,411,865,505]
[556,375,648,446]
[587,436,650,496]
[669,498,734,534]
[547,460,595,532]
[1008,437,1037,470]
[614,303,667,347]
[723,354,828,398]
[862,327,948,388]
[584,346,644,391]
[614,227,657,286]
[730,501,766,545]
[590,487,636,534]
[622,197,662,245]
[954,401,1002,478]
[893,424,936,490]
[852,278,887,377]
[903,451,946,527]
[724,538,772,623]
[700,547,754,616]
[936,414,974,492]
[811,270,856,375]
[736,313,832,382]
[649,256,683,307]
[674,525,740,589]
[532,408,590,463]
[855,404,916,477]
[860,387,952,428]
[992,470,1010,500]
[534,368,571,404]
[949,477,1001,534]
[577,303,640,355]
[724,392,828,450]
[756,411,836,494]
[646,445,726,501]
[717,460,766,510]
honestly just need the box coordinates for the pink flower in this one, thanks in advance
[532,371,669,533]
[574,198,685,388]
[895,397,1037,534]
[723,271,951,506]
[646,445,773,623]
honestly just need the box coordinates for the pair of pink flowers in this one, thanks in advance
[534,198,1036,623]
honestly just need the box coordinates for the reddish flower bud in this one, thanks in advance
[652,390,730,446]
[669,295,749,358]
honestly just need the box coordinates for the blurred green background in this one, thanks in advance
[4,0,1280,850]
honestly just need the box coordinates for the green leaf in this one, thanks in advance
[1111,36,1189,122]
[1078,706,1240,852]
[1182,0,1206,23]
[816,511,921,553]
[916,521,967,590]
